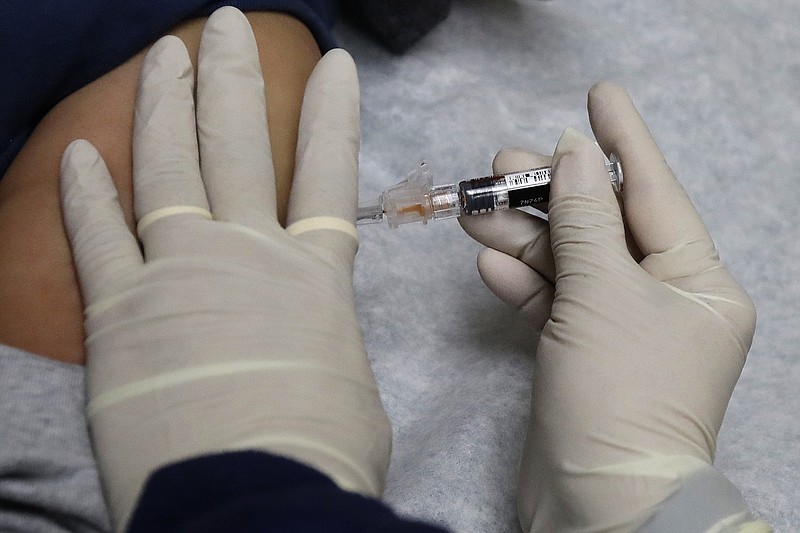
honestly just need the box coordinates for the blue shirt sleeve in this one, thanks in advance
[0,0,339,178]
[127,451,450,533]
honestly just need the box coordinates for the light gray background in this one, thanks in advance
[337,1,799,531]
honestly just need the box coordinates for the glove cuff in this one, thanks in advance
[520,455,769,532]
[640,458,770,532]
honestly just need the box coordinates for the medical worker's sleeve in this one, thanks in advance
[127,451,449,532]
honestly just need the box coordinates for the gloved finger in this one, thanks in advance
[286,49,360,259]
[61,140,143,307]
[459,148,555,283]
[133,35,211,248]
[549,127,630,264]
[459,209,554,283]
[197,7,277,234]
[587,82,719,279]
[477,247,553,330]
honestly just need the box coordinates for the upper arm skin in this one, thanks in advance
[0,12,322,365]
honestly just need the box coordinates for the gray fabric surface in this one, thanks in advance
[0,346,110,532]
[338,1,800,531]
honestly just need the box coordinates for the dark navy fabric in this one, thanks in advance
[0,1,339,178]
[128,451,450,533]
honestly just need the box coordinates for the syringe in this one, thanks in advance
[357,154,623,229]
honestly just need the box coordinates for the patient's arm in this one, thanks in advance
[0,12,321,365]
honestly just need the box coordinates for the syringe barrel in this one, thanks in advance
[458,155,622,216]
[459,166,551,215]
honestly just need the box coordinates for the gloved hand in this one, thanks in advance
[458,149,555,330]
[462,82,770,531]
[60,7,391,530]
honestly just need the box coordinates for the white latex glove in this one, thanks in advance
[462,82,770,532]
[60,8,390,530]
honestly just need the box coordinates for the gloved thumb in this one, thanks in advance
[548,127,629,272]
